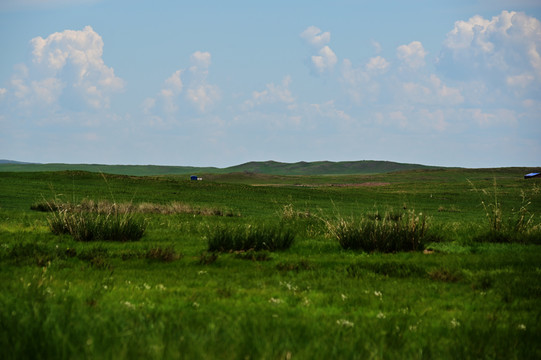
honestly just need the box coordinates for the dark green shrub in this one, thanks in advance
[48,209,146,242]
[206,223,295,252]
[326,210,428,253]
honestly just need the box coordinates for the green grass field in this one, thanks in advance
[1,167,540,359]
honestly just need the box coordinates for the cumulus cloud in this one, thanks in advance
[340,56,390,104]
[365,56,390,74]
[397,41,427,69]
[244,76,295,109]
[307,100,351,123]
[145,51,220,118]
[371,40,382,54]
[311,46,338,74]
[438,10,541,88]
[186,84,220,113]
[400,74,464,106]
[7,26,123,111]
[301,26,337,74]
[300,26,331,48]
[185,51,220,112]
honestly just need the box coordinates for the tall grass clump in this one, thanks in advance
[47,202,146,242]
[325,210,428,252]
[469,179,541,243]
[206,223,295,252]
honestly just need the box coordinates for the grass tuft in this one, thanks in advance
[206,223,295,252]
[47,202,146,242]
[325,210,428,252]
[469,179,541,243]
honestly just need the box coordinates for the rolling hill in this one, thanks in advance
[0,160,441,176]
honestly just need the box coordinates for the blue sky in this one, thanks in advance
[1,0,540,168]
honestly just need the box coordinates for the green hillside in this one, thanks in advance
[0,162,219,176]
[0,160,441,176]
[226,160,440,175]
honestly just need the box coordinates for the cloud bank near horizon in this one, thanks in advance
[0,9,540,167]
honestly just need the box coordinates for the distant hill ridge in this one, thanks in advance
[0,160,440,176]
[226,160,438,175]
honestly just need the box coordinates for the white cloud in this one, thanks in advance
[371,40,382,54]
[300,26,331,48]
[245,76,295,109]
[400,75,463,106]
[311,46,338,74]
[145,51,220,117]
[467,108,517,127]
[308,100,351,123]
[190,51,212,68]
[397,41,427,69]
[438,11,541,87]
[186,51,220,112]
[301,26,337,74]
[31,77,64,105]
[340,59,383,104]
[164,70,183,93]
[7,26,123,110]
[186,84,220,112]
[366,56,390,74]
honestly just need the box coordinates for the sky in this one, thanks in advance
[0,0,540,168]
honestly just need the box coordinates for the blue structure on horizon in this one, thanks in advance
[524,172,540,179]
[191,175,198,181]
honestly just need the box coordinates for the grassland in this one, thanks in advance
[1,167,540,359]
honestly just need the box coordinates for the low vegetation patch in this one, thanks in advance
[428,268,463,282]
[32,199,239,217]
[346,261,426,278]
[206,223,295,252]
[48,208,146,242]
[325,210,429,252]
[233,249,271,261]
[281,203,311,220]
[198,251,219,265]
[276,259,313,272]
[470,180,541,244]
[145,246,181,262]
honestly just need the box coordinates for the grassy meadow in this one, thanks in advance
[1,167,540,359]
